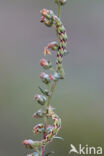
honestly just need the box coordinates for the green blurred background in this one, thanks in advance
[0,0,104,155]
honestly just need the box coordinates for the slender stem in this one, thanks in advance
[57,3,61,42]
[41,3,61,156]
[47,81,57,106]
[41,101,47,156]
[58,3,61,18]
[47,3,61,107]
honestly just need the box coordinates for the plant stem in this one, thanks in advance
[57,3,61,42]
[41,101,47,156]
[41,3,61,156]
[47,3,61,107]
[58,3,61,18]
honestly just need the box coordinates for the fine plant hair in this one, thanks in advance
[23,0,68,155]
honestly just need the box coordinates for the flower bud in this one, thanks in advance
[40,59,52,69]
[44,47,51,55]
[40,9,54,19]
[33,110,44,118]
[49,72,60,81]
[60,32,67,41]
[58,25,65,33]
[56,55,63,64]
[34,94,47,105]
[40,16,53,27]
[39,87,50,96]
[40,9,49,17]
[33,123,44,134]
[23,139,35,149]
[47,41,58,51]
[46,125,53,134]
[23,140,42,150]
[46,133,52,141]
[40,72,50,84]
[54,0,67,5]
[60,41,66,49]
[59,47,64,56]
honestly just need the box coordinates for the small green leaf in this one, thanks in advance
[45,151,55,156]
[54,136,64,140]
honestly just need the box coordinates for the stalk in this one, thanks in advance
[42,3,61,156]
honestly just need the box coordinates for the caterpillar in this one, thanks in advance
[23,106,61,149]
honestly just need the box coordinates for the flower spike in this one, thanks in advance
[23,0,69,155]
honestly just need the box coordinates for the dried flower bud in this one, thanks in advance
[40,59,52,69]
[40,72,50,84]
[34,94,47,105]
[54,0,67,5]
[33,123,44,134]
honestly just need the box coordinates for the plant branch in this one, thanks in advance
[41,3,61,156]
